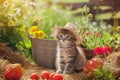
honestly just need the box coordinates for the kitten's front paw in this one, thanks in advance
[56,70,63,73]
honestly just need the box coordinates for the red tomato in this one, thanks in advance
[41,71,50,79]
[83,58,104,75]
[99,60,104,65]
[49,73,56,80]
[30,73,39,80]
[91,59,98,69]
[87,72,93,79]
[83,66,89,74]
[86,60,95,71]
[92,58,104,66]
[52,74,63,80]
[4,64,24,80]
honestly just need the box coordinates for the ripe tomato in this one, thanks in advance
[30,73,39,80]
[86,60,96,71]
[4,64,24,80]
[41,71,50,80]
[87,72,93,79]
[52,74,63,80]
[92,58,104,66]
[49,73,56,80]
[83,66,89,74]
[83,58,104,75]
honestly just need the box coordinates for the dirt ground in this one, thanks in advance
[21,66,84,80]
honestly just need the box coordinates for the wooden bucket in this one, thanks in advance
[25,27,57,68]
[31,38,57,68]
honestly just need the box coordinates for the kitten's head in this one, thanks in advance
[51,23,83,46]
[56,29,76,46]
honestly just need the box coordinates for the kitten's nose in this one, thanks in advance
[63,39,65,42]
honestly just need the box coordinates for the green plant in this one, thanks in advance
[74,6,113,49]
[82,66,115,80]
[110,33,120,48]
[82,30,112,49]
[0,0,33,50]
[92,66,115,80]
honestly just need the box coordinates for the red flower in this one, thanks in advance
[94,47,104,55]
[103,46,111,53]
[84,31,90,35]
[94,31,99,37]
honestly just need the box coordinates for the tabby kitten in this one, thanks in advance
[55,29,86,74]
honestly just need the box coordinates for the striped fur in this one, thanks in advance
[55,29,86,74]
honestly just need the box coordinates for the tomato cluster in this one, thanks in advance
[30,71,63,80]
[83,58,104,79]
[4,64,63,80]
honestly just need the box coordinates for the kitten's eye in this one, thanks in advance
[59,34,63,38]
[57,36,60,40]
[71,38,76,41]
[66,35,70,39]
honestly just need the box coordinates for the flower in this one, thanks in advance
[84,31,90,35]
[94,31,99,37]
[88,13,93,20]
[29,26,38,34]
[3,1,9,7]
[33,31,39,38]
[37,30,45,39]
[117,26,120,32]
[94,46,111,58]
[33,30,45,39]
[8,21,15,27]
[94,47,104,55]
[103,46,111,53]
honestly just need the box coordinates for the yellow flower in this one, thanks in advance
[33,31,40,38]
[29,26,38,34]
[3,1,9,7]
[38,30,45,39]
[33,30,45,39]
[8,21,15,27]
[88,13,93,20]
[117,26,120,31]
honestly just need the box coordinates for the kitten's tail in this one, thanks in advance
[74,46,86,70]
[76,46,86,62]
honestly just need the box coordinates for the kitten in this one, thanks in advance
[52,23,86,74]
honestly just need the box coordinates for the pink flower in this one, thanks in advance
[94,31,99,37]
[94,47,104,55]
[103,46,111,53]
[84,31,90,35]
